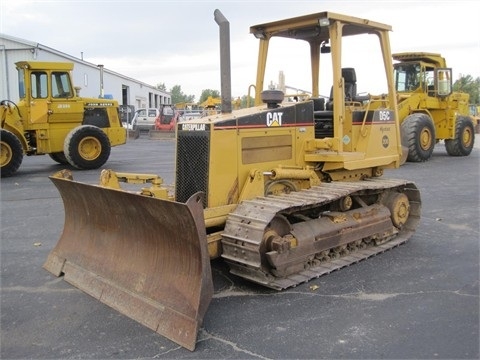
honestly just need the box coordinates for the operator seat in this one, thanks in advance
[325,67,358,110]
[342,68,357,101]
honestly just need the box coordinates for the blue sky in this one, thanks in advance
[1,0,479,101]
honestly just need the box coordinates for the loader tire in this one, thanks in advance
[64,125,111,169]
[401,113,435,162]
[445,116,475,156]
[0,129,23,177]
[49,152,69,164]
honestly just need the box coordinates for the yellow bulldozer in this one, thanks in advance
[43,10,421,351]
[390,52,475,161]
[0,61,126,177]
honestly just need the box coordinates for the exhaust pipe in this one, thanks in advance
[214,9,232,113]
[97,64,104,98]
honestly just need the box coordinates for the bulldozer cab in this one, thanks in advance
[249,11,402,173]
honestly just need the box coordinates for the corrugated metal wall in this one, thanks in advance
[0,34,171,109]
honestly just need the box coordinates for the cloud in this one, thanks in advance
[1,0,479,100]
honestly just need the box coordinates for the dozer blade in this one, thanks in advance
[43,175,213,351]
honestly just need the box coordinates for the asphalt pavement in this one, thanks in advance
[1,133,479,359]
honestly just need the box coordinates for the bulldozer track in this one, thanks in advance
[221,178,421,290]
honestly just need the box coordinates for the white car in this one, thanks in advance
[122,116,137,130]
[120,105,136,130]
[131,108,159,131]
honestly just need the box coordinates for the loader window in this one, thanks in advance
[18,69,26,98]
[51,72,73,98]
[425,68,435,96]
[394,63,420,92]
[436,68,452,96]
[30,71,48,99]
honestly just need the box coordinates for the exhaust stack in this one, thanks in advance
[214,9,232,113]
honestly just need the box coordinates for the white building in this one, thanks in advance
[0,33,171,109]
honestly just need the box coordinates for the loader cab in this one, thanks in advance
[17,62,75,101]
[16,61,82,125]
[393,61,452,97]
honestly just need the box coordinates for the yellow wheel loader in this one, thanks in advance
[44,10,421,351]
[469,104,480,133]
[390,52,475,161]
[0,61,126,177]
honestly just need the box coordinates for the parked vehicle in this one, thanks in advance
[469,104,480,133]
[119,105,136,130]
[44,9,421,351]
[390,52,474,161]
[1,61,126,177]
[133,108,159,131]
[153,105,180,131]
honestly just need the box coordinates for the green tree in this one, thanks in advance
[453,74,480,104]
[156,83,167,92]
[240,94,255,108]
[199,89,220,104]
[170,85,195,104]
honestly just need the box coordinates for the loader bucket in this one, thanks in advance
[43,174,213,351]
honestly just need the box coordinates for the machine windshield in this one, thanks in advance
[394,63,421,92]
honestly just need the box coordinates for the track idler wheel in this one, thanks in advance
[383,192,410,228]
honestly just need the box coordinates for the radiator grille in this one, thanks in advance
[175,130,210,207]
[83,108,109,128]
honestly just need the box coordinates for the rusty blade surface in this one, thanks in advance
[44,176,213,351]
